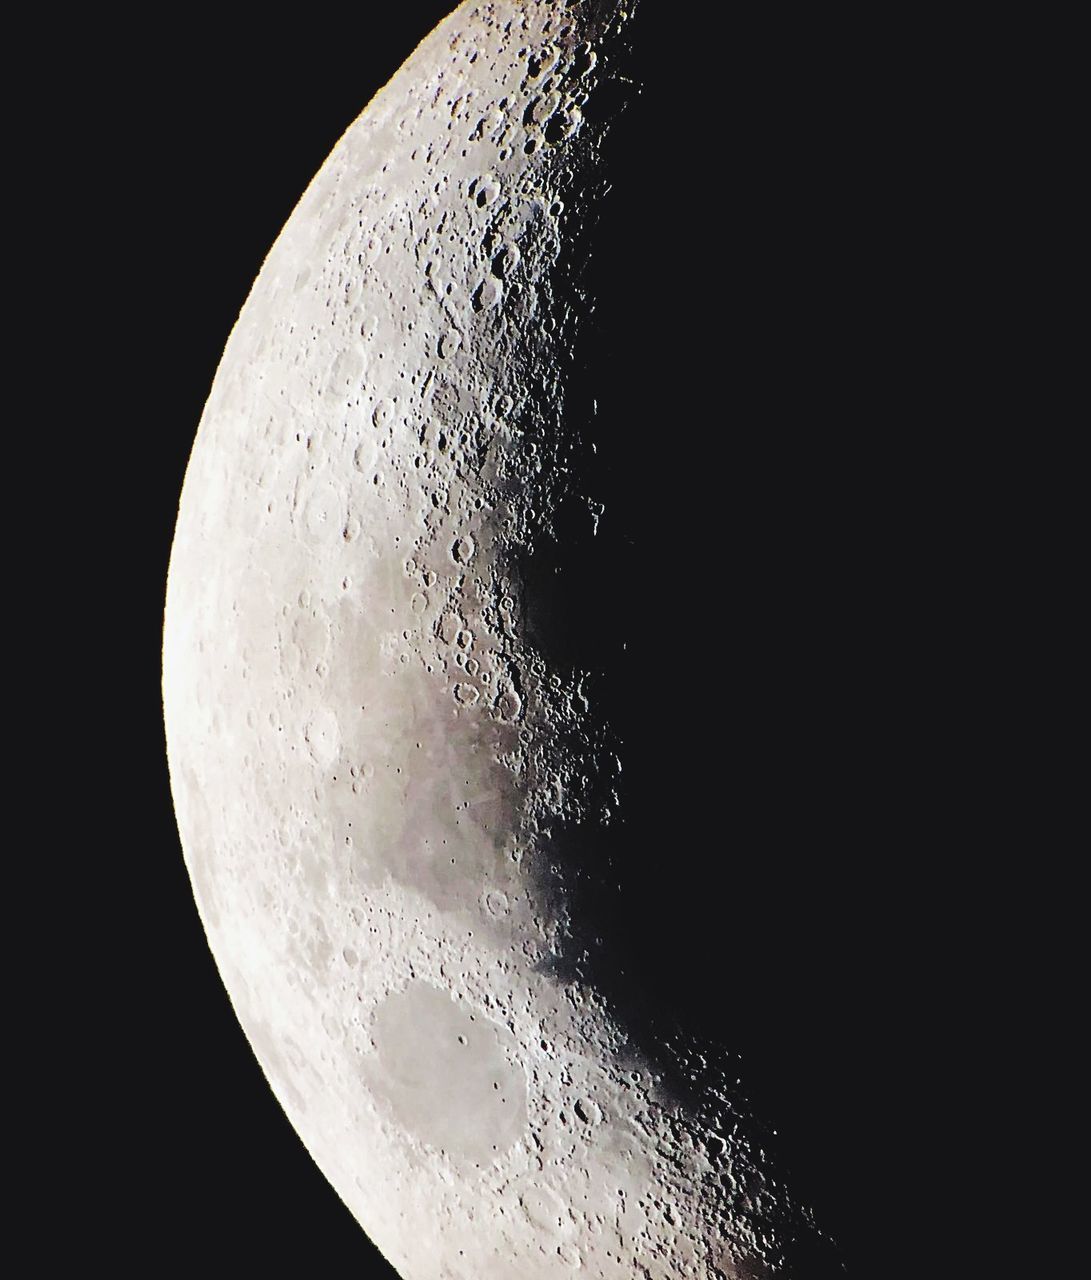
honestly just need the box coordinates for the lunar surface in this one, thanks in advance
[164,2,843,1276]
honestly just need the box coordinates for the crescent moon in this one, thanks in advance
[164,2,842,1276]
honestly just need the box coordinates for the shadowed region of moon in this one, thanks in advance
[163,2,868,1276]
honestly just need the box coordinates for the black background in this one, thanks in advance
[57,4,962,1275]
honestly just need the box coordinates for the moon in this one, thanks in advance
[164,2,843,1276]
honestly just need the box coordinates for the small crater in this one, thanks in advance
[495,685,523,722]
[573,1097,603,1127]
[557,1243,583,1269]
[303,707,341,768]
[439,330,462,359]
[472,278,503,312]
[300,482,343,543]
[452,534,476,565]
[484,889,510,918]
[490,241,521,279]
[470,174,501,208]
[520,1184,572,1236]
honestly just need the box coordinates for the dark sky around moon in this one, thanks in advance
[58,6,950,1276]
